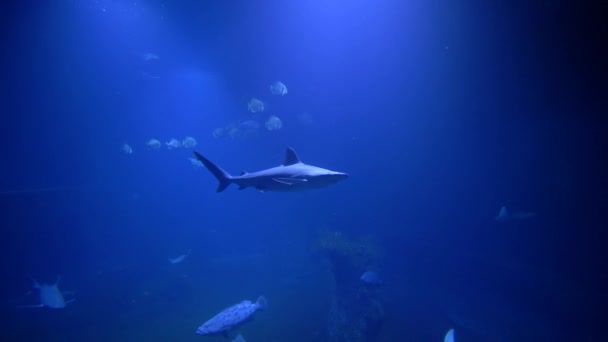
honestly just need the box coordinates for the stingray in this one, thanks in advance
[17,277,74,309]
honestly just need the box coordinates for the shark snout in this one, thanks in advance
[332,172,349,182]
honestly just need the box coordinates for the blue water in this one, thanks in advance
[1,0,605,341]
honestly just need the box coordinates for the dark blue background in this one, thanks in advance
[1,0,605,341]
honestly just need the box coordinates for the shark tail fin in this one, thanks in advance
[192,152,233,192]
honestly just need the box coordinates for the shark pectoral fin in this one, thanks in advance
[273,178,307,186]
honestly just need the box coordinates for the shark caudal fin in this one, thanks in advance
[192,152,233,192]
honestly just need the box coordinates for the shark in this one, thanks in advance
[193,147,348,192]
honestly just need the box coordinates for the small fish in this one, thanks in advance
[166,138,181,150]
[146,139,161,149]
[169,250,191,264]
[182,136,197,148]
[495,206,536,222]
[196,296,268,337]
[360,271,383,286]
[265,115,282,131]
[189,157,204,168]
[140,52,160,62]
[122,144,133,154]
[269,81,288,96]
[247,98,264,113]
[17,277,74,309]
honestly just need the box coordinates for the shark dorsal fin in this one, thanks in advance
[283,147,301,166]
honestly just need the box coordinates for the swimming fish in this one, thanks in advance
[140,52,160,62]
[193,147,348,192]
[265,115,282,131]
[168,250,191,264]
[122,144,133,154]
[360,271,383,286]
[495,206,536,222]
[182,136,197,148]
[196,296,268,337]
[269,81,288,96]
[146,139,161,149]
[166,138,181,150]
[247,98,264,113]
[189,157,204,168]
[17,277,74,309]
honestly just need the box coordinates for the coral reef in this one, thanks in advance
[315,229,385,342]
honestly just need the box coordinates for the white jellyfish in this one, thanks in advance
[182,136,197,148]
[269,81,288,96]
[265,115,283,131]
[166,138,181,150]
[247,98,264,113]
[146,139,161,149]
[122,144,133,155]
